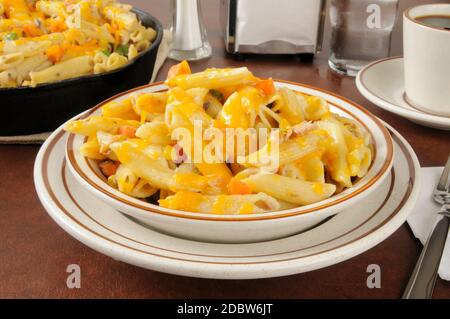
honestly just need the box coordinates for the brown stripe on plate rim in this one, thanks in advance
[40,129,415,264]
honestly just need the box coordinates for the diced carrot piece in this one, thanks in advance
[46,45,65,63]
[23,24,42,37]
[167,60,191,79]
[47,19,67,33]
[117,125,136,138]
[227,178,252,195]
[255,78,276,96]
[99,161,119,177]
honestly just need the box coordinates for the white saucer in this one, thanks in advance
[34,123,421,279]
[356,57,450,130]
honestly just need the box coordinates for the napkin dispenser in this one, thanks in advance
[221,0,326,57]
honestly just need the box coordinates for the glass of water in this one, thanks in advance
[328,0,399,76]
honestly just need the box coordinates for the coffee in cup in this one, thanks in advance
[403,4,450,117]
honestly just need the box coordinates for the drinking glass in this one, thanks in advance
[328,0,399,76]
[169,0,212,61]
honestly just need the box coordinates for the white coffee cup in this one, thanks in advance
[403,3,450,117]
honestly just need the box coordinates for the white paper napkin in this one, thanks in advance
[150,29,172,83]
[407,166,450,281]
[0,30,171,145]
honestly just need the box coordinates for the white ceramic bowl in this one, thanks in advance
[65,81,394,243]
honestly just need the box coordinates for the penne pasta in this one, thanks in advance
[166,67,255,90]
[159,191,280,214]
[110,140,176,191]
[204,93,223,118]
[0,52,24,72]
[14,53,48,83]
[0,68,18,88]
[0,0,158,87]
[101,99,139,121]
[2,40,52,57]
[65,62,375,215]
[113,164,157,198]
[30,55,94,86]
[278,87,306,125]
[242,173,336,206]
[316,119,352,188]
[304,95,330,121]
[65,115,140,137]
[109,140,224,195]
[135,122,171,145]
[103,5,138,31]
[80,137,106,160]
[131,92,168,121]
[36,0,66,18]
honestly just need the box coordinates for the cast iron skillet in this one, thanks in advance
[0,8,163,136]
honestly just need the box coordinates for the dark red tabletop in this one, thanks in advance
[1,0,449,298]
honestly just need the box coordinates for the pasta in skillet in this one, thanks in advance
[0,0,157,88]
[65,62,374,215]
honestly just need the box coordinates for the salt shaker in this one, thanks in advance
[169,0,212,61]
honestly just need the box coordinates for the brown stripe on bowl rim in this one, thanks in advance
[65,80,394,222]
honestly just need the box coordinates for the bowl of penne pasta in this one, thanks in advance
[65,62,394,243]
[0,0,163,135]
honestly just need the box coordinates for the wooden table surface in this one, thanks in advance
[1,0,449,299]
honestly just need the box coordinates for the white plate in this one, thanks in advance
[356,57,450,130]
[64,81,394,243]
[34,122,421,279]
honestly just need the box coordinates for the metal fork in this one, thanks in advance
[402,155,450,299]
